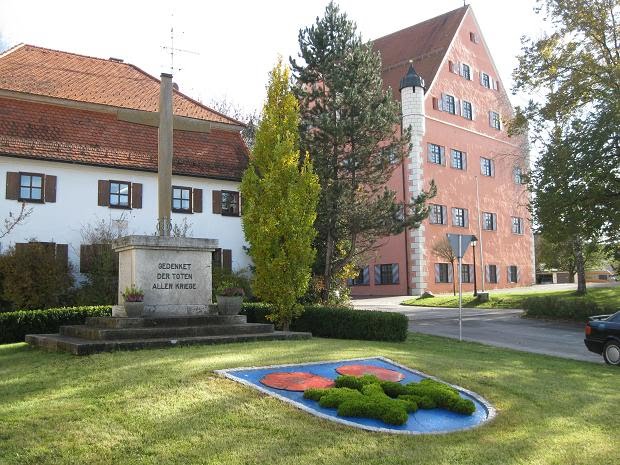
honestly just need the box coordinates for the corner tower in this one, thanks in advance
[400,64,427,295]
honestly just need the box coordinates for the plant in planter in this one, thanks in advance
[122,284,144,317]
[216,280,245,315]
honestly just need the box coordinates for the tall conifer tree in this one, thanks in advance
[291,2,435,300]
[240,60,319,330]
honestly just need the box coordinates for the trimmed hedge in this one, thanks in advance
[0,306,112,344]
[523,296,617,322]
[242,303,408,342]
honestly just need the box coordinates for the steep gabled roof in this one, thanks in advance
[373,6,468,96]
[0,44,241,125]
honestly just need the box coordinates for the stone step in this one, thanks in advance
[60,322,274,340]
[85,315,247,329]
[25,331,312,356]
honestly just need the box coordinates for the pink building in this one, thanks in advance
[350,5,534,296]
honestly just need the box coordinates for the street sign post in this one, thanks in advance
[446,234,475,341]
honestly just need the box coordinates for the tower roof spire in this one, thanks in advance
[399,61,425,91]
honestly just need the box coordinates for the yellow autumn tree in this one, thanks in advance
[240,60,319,331]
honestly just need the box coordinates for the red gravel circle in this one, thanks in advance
[336,364,405,382]
[260,372,335,391]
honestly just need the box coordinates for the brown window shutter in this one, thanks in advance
[222,249,232,272]
[212,248,222,268]
[55,243,68,269]
[98,180,110,206]
[432,97,439,110]
[212,190,221,214]
[44,175,57,203]
[131,183,142,209]
[80,244,93,273]
[193,188,203,213]
[6,172,19,200]
[239,192,243,215]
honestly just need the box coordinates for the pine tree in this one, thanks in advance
[240,60,319,331]
[291,2,435,301]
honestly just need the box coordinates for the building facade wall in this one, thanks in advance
[351,9,534,296]
[1,156,250,272]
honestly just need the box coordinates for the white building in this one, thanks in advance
[0,44,251,273]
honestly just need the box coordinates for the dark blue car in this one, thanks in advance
[585,312,620,366]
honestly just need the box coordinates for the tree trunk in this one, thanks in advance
[573,238,587,294]
[451,260,456,296]
[322,231,335,302]
[282,320,290,332]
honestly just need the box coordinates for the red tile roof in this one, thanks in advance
[0,45,249,180]
[0,44,242,125]
[0,97,248,181]
[373,6,468,95]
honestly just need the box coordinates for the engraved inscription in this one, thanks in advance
[153,262,197,290]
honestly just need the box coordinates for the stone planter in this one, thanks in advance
[124,301,145,317]
[216,296,243,315]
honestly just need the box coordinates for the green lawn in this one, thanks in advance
[401,286,620,309]
[1,336,618,465]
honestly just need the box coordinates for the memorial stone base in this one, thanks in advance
[113,235,217,316]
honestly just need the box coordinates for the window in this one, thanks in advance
[508,265,518,283]
[452,207,468,228]
[348,267,370,286]
[487,264,498,283]
[462,100,473,120]
[109,181,130,208]
[435,263,452,283]
[430,204,447,225]
[19,173,44,202]
[98,180,141,209]
[483,212,497,230]
[221,191,240,216]
[172,186,192,213]
[481,72,490,89]
[375,264,399,285]
[385,147,400,165]
[461,264,472,283]
[512,217,524,235]
[470,32,480,44]
[480,157,494,176]
[489,111,501,130]
[461,64,471,80]
[513,167,524,184]
[428,143,445,165]
[451,150,466,170]
[444,94,456,114]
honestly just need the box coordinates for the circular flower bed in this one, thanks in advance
[260,372,335,391]
[336,364,404,382]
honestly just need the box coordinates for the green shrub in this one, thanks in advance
[405,379,475,415]
[318,387,363,408]
[380,380,410,398]
[242,303,408,342]
[335,374,380,390]
[303,374,475,426]
[337,396,409,426]
[0,306,112,344]
[0,242,74,311]
[523,296,616,321]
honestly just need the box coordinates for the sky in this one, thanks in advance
[0,0,547,114]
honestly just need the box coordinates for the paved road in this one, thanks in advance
[352,297,602,364]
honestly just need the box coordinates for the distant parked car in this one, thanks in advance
[585,312,620,366]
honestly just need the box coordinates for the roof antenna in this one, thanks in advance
[161,13,199,75]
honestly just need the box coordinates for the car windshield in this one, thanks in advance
[608,312,620,322]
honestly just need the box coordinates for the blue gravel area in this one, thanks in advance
[218,357,491,434]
